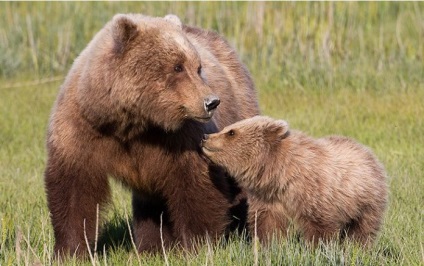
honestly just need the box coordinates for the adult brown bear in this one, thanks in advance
[44,14,259,258]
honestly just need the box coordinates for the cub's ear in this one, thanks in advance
[111,14,138,54]
[264,119,290,143]
[164,14,182,29]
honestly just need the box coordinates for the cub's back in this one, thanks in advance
[319,135,387,197]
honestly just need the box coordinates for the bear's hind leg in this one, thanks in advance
[164,175,231,250]
[45,151,110,259]
[344,210,383,247]
[132,192,175,253]
[301,220,341,246]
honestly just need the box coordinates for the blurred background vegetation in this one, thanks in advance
[1,2,422,92]
[0,2,423,265]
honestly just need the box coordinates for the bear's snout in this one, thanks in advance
[204,96,220,113]
[200,134,209,149]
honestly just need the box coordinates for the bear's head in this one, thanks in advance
[201,116,289,197]
[76,14,220,140]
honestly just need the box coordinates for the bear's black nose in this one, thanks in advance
[202,134,209,140]
[204,96,220,112]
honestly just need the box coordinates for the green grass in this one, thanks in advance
[1,2,423,265]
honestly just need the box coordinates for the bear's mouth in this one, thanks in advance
[193,116,213,123]
[201,145,220,153]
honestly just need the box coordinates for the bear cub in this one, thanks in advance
[201,115,388,246]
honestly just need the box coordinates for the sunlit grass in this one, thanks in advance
[1,2,423,265]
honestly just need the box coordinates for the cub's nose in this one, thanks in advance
[202,134,209,141]
[204,96,220,112]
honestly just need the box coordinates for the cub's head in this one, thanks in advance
[77,14,219,139]
[201,116,289,192]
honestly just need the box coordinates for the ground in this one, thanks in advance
[0,2,423,265]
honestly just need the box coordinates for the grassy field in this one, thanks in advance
[0,2,423,265]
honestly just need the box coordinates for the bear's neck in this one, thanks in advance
[240,151,285,203]
[244,135,301,204]
[118,120,205,154]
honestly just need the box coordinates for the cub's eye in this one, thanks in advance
[174,64,184,73]
[197,65,202,75]
[227,130,235,136]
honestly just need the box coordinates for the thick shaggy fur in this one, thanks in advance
[201,116,388,246]
[44,14,259,258]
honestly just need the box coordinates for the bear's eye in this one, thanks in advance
[197,65,202,76]
[174,64,184,73]
[227,130,235,137]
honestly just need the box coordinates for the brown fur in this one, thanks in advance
[201,116,388,246]
[44,14,259,258]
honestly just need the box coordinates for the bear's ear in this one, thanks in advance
[164,14,182,29]
[264,119,290,143]
[111,14,138,54]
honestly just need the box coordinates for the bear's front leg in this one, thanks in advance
[44,146,110,259]
[247,199,289,243]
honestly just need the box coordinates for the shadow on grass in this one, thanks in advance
[377,242,402,263]
[97,216,133,254]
